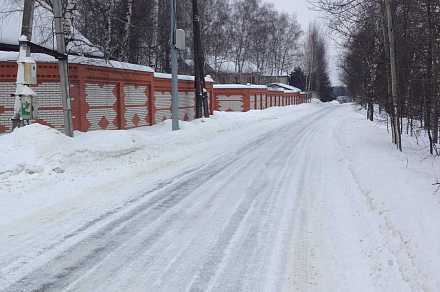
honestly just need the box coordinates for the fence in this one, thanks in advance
[213,84,308,112]
[0,54,308,134]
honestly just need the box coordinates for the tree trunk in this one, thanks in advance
[367,101,374,121]
[124,0,134,62]
[106,0,115,59]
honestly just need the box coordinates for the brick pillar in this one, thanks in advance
[117,82,126,129]
[209,86,215,114]
[243,89,251,112]
[77,66,89,131]
[149,80,155,125]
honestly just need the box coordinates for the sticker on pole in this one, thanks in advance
[20,96,33,120]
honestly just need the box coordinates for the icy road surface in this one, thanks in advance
[1,103,439,291]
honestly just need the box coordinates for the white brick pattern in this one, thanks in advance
[85,83,117,130]
[217,95,244,112]
[0,82,15,132]
[124,84,149,128]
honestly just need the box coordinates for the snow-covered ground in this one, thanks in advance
[0,102,439,291]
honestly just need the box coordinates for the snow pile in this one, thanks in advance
[1,106,309,179]
[0,104,316,224]
[0,124,147,177]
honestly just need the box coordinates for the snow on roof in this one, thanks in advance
[0,51,154,72]
[213,84,267,89]
[0,0,102,57]
[268,83,302,93]
[213,84,303,93]
[154,72,214,82]
[268,87,285,92]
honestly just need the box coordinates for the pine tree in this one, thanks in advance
[289,67,306,90]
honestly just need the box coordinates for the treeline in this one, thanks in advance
[315,0,440,153]
[304,24,333,101]
[49,0,302,77]
[289,24,333,101]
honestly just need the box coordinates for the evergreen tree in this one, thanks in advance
[317,71,333,102]
[289,67,306,90]
[304,24,333,102]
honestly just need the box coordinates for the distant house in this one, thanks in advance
[201,56,289,85]
[212,72,289,85]
[267,83,302,93]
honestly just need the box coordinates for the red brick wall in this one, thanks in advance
[0,61,308,134]
[152,76,214,123]
[0,61,213,133]
[212,86,309,112]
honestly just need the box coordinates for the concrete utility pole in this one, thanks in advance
[53,0,74,137]
[192,0,210,119]
[11,0,35,130]
[170,0,179,131]
[21,0,35,48]
[384,0,401,151]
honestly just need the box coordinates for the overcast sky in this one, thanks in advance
[268,0,321,27]
[266,0,342,85]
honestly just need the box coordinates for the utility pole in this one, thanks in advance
[384,0,401,151]
[21,0,35,46]
[11,0,36,131]
[53,0,74,137]
[192,0,210,119]
[170,0,179,131]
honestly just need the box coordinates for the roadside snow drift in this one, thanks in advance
[0,105,317,226]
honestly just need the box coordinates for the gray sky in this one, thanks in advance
[266,0,342,85]
[268,0,321,27]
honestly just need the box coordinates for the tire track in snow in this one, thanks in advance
[2,107,334,292]
[2,108,311,290]
[189,116,322,292]
[284,113,331,292]
[3,135,273,292]
[64,140,272,292]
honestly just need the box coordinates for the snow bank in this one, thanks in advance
[0,104,316,226]
[0,124,146,178]
[335,103,440,290]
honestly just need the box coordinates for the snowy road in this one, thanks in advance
[1,104,439,291]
